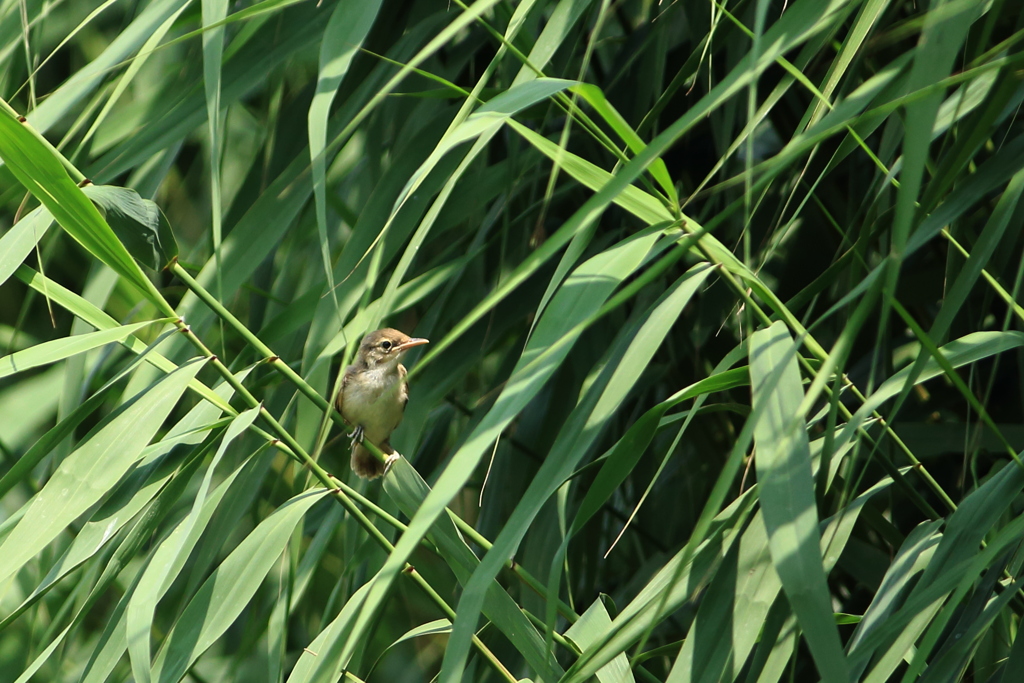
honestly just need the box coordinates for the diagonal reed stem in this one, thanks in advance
[170,261,583,620]
[168,316,518,683]
[169,262,590,666]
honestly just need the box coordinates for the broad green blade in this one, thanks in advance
[15,264,232,413]
[0,319,163,379]
[127,406,261,683]
[0,357,206,592]
[749,322,849,682]
[439,263,714,682]
[308,0,382,303]
[565,598,635,683]
[77,446,276,683]
[0,345,249,630]
[0,103,166,311]
[669,477,890,683]
[149,488,329,683]
[81,184,178,271]
[286,582,373,683]
[22,0,192,135]
[0,205,52,289]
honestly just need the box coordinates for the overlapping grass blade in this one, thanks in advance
[0,347,248,629]
[14,265,231,412]
[0,319,164,379]
[748,322,849,682]
[148,488,328,683]
[126,406,260,683]
[439,263,713,681]
[565,598,634,683]
[77,447,278,683]
[0,104,166,309]
[308,0,382,303]
[0,205,51,288]
[2,0,1023,680]
[331,221,678,679]
[383,458,563,679]
[563,490,759,683]
[0,357,205,590]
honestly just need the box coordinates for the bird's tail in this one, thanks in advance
[350,441,389,479]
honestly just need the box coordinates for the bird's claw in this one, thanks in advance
[347,425,365,445]
[383,452,401,477]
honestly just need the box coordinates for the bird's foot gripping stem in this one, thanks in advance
[383,452,401,477]
[347,425,365,445]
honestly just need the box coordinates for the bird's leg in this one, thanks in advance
[347,424,365,445]
[382,452,401,477]
[380,438,401,477]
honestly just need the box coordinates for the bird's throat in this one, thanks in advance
[355,364,402,395]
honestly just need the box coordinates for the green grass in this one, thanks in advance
[2,0,1024,681]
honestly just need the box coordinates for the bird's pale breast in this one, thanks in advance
[340,365,409,444]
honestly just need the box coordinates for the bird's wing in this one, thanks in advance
[398,364,409,407]
[388,364,409,433]
[336,364,354,415]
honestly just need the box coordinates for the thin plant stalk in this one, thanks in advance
[171,258,584,622]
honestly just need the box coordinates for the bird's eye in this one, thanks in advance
[380,340,393,351]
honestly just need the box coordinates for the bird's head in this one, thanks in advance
[357,328,429,369]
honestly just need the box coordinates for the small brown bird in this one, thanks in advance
[336,328,429,479]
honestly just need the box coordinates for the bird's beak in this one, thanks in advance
[395,337,429,352]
